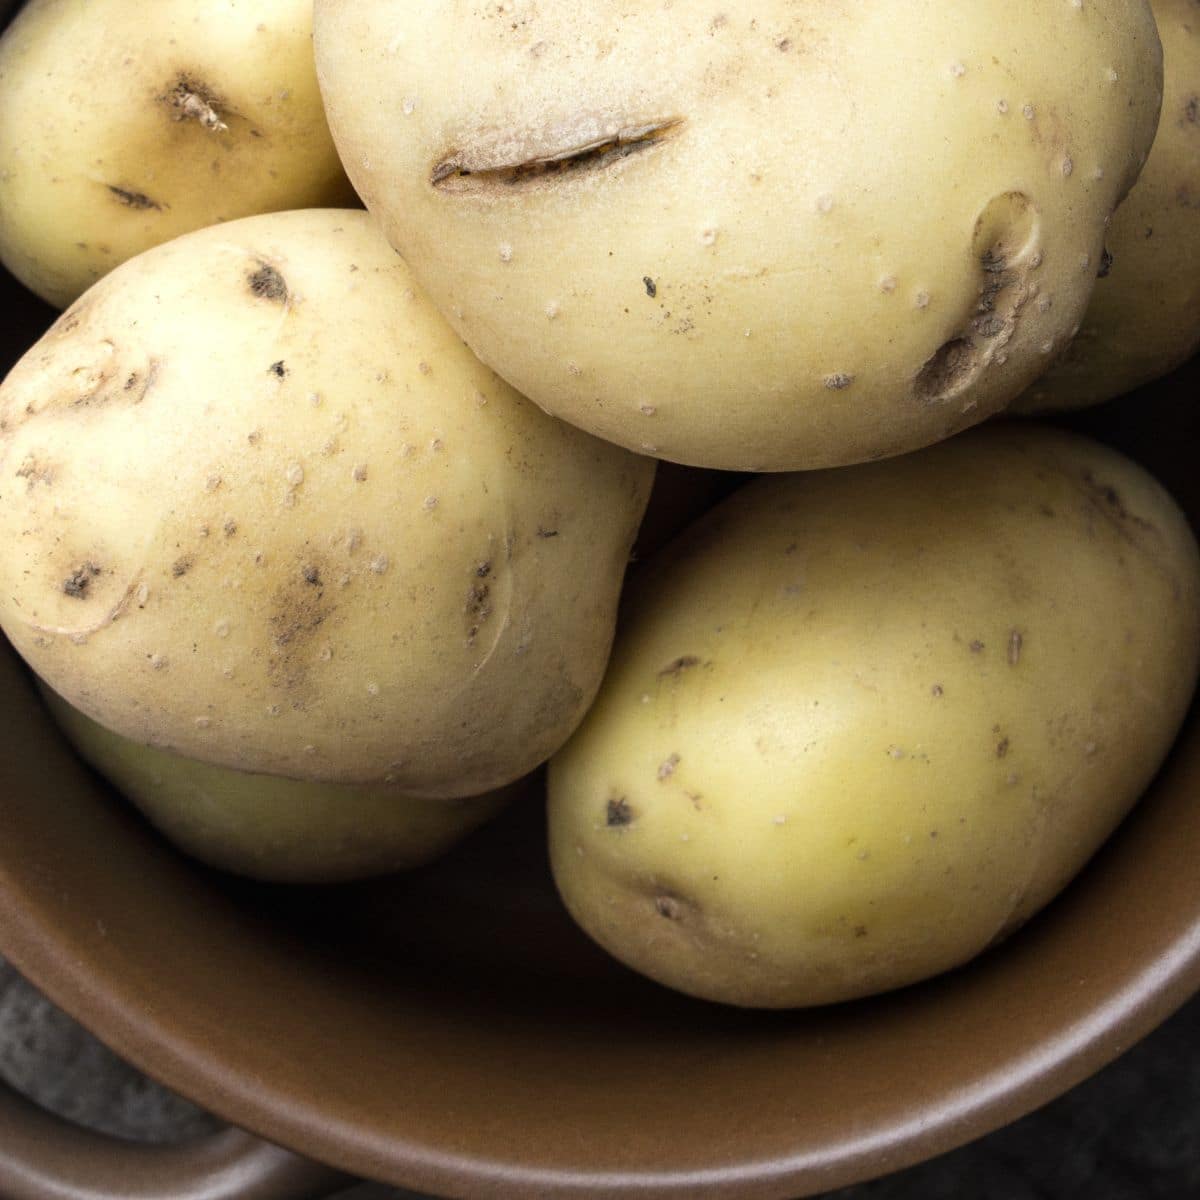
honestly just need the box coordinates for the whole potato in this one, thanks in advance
[40,685,513,883]
[0,209,655,796]
[1016,0,1200,412]
[0,0,358,308]
[315,0,1162,470]
[548,427,1200,1008]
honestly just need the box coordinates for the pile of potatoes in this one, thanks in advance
[0,0,1197,1008]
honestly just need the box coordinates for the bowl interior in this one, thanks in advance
[0,275,1198,1199]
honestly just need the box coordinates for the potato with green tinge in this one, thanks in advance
[40,684,515,883]
[548,426,1200,1008]
[0,0,358,309]
[315,0,1163,471]
[0,209,655,798]
[1015,0,1200,412]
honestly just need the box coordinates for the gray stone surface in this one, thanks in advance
[1,949,1195,1198]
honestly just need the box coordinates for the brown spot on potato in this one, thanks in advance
[164,76,228,132]
[302,565,322,586]
[655,895,683,920]
[108,186,162,211]
[269,361,288,378]
[248,263,288,303]
[969,640,985,654]
[657,753,681,780]
[171,556,193,578]
[465,581,492,645]
[996,736,1010,758]
[606,797,633,827]
[267,557,334,697]
[643,276,657,298]
[1185,96,1198,125]
[536,526,559,538]
[63,562,101,598]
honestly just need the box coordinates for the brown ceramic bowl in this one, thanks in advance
[0,6,1198,1188]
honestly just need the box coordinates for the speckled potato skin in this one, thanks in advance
[0,0,359,309]
[40,685,512,883]
[315,0,1162,471]
[0,210,655,796]
[1016,0,1200,413]
[548,426,1200,1008]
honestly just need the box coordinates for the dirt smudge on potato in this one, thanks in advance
[108,186,162,211]
[606,796,634,827]
[248,262,289,303]
[267,558,335,698]
[171,555,194,579]
[62,562,101,598]
[164,76,228,132]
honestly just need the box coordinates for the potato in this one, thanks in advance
[1015,0,1200,412]
[548,426,1200,1008]
[0,209,655,797]
[0,0,358,308]
[39,684,513,883]
[315,0,1162,471]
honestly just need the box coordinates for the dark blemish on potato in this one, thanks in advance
[269,361,288,378]
[777,38,792,51]
[475,561,492,578]
[996,737,1010,758]
[643,276,657,298]
[1039,504,1056,518]
[302,565,321,586]
[171,556,193,578]
[1098,248,1114,279]
[606,797,633,827]
[431,117,685,191]
[223,519,238,537]
[536,526,559,539]
[465,581,492,645]
[929,830,940,840]
[164,76,228,132]
[108,186,162,211]
[655,895,684,920]
[854,925,868,938]
[248,262,288,303]
[824,373,854,390]
[969,639,985,654]
[62,562,101,598]
[1185,96,1198,125]
[1008,630,1023,666]
[1079,469,1156,533]
[932,683,945,697]
[658,655,702,678]
[914,338,980,404]
[657,753,680,781]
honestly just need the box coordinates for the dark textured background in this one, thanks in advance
[2,952,1195,1199]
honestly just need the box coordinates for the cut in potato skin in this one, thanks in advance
[0,0,358,308]
[315,0,1162,470]
[1015,0,1200,413]
[0,210,655,797]
[549,425,1200,1008]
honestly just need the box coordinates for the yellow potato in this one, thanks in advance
[0,209,654,796]
[41,685,512,883]
[315,0,1162,470]
[0,0,357,308]
[1015,0,1200,412]
[549,426,1200,1008]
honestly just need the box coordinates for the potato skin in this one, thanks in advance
[40,685,512,883]
[0,0,358,308]
[548,426,1200,1008]
[315,0,1162,470]
[0,210,654,796]
[1016,0,1200,412]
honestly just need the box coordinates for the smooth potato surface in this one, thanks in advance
[0,0,357,308]
[42,685,512,883]
[1016,0,1200,412]
[0,210,654,796]
[316,0,1162,470]
[549,426,1200,1008]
